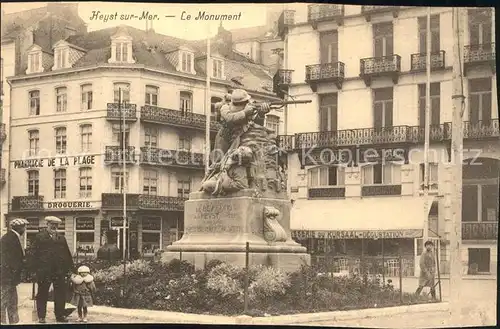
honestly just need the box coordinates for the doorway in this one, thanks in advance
[468,248,490,273]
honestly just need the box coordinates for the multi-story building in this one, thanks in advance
[1,3,87,236]
[4,24,281,258]
[276,5,498,276]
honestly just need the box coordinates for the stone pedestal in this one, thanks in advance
[163,189,310,271]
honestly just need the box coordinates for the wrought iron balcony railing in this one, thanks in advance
[273,69,293,98]
[463,119,500,140]
[106,103,137,121]
[360,55,401,86]
[11,195,44,211]
[140,105,221,132]
[407,124,449,143]
[101,193,187,212]
[464,43,496,65]
[104,146,136,163]
[0,123,6,143]
[361,5,400,21]
[362,184,402,196]
[140,147,205,169]
[0,168,5,185]
[462,222,498,240]
[308,4,344,27]
[308,187,346,199]
[410,51,446,71]
[278,10,295,40]
[305,62,345,91]
[278,135,295,151]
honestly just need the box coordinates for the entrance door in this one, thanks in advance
[468,248,490,273]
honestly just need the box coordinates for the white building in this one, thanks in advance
[278,5,498,276]
[4,24,282,258]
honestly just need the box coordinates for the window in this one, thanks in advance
[145,85,158,106]
[319,93,338,131]
[55,87,67,112]
[210,96,223,121]
[265,115,280,135]
[361,163,401,185]
[144,126,158,148]
[25,218,40,249]
[28,130,39,156]
[80,124,92,152]
[111,167,129,192]
[113,83,130,103]
[115,42,129,62]
[75,217,95,255]
[55,127,67,154]
[177,178,191,198]
[178,134,192,151]
[54,169,66,199]
[79,167,92,198]
[55,48,67,69]
[81,84,93,110]
[468,9,492,45]
[143,170,158,195]
[308,166,345,187]
[419,163,439,190]
[112,124,130,146]
[180,52,193,72]
[27,170,39,196]
[418,15,440,53]
[29,90,40,115]
[418,83,441,126]
[28,53,40,73]
[320,31,338,64]
[180,91,192,114]
[462,184,499,222]
[141,217,162,255]
[212,59,223,79]
[373,88,393,128]
[469,78,492,123]
[373,23,393,57]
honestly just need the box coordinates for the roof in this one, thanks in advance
[229,25,278,43]
[1,6,48,39]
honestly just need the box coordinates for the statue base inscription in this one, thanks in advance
[162,189,310,272]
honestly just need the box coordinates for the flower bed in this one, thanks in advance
[88,259,434,316]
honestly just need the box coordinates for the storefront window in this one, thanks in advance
[75,217,95,255]
[25,217,40,249]
[142,217,161,255]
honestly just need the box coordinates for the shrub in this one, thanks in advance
[248,265,290,305]
[93,259,153,283]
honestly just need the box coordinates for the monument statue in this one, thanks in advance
[163,89,312,271]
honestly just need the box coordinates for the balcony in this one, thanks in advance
[462,222,498,240]
[407,124,449,143]
[0,123,6,143]
[101,193,187,212]
[305,62,345,92]
[140,105,220,132]
[140,147,205,169]
[0,168,5,185]
[463,119,500,140]
[277,10,295,40]
[308,4,344,29]
[10,195,44,212]
[104,146,136,164]
[273,69,293,99]
[360,55,401,87]
[410,51,446,72]
[463,43,496,76]
[362,185,402,196]
[361,5,399,22]
[308,187,345,199]
[106,103,137,122]
[278,135,295,151]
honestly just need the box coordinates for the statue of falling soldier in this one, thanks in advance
[200,89,311,196]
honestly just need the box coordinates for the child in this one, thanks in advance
[70,266,96,322]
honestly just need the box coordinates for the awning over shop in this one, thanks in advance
[291,196,435,240]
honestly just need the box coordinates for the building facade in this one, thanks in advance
[3,24,282,259]
[276,5,498,276]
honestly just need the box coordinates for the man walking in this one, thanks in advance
[28,216,74,323]
[0,218,29,324]
[416,240,437,299]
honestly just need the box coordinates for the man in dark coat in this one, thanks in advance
[0,218,29,324]
[416,240,437,299]
[28,216,74,323]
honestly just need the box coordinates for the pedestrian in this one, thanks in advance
[69,266,96,323]
[416,240,436,299]
[28,216,74,323]
[0,218,29,324]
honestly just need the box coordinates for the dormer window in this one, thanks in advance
[54,48,68,69]
[116,42,129,62]
[212,58,224,79]
[108,27,135,64]
[26,45,43,74]
[180,51,193,73]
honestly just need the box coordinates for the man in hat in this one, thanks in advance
[0,218,29,324]
[28,216,74,323]
[416,240,437,299]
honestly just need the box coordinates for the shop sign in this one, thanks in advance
[13,155,96,169]
[110,218,125,228]
[142,218,161,231]
[46,201,93,210]
[76,218,95,230]
[291,229,422,240]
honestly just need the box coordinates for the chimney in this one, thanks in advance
[216,23,232,58]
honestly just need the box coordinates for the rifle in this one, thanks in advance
[252,99,312,111]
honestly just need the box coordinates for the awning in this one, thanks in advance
[291,196,435,239]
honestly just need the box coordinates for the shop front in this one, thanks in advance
[291,196,435,277]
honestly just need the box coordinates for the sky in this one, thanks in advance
[2,2,275,40]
